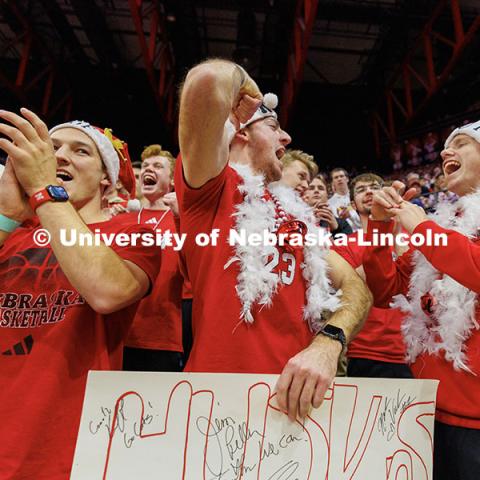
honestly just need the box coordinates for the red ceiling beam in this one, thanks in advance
[0,1,73,121]
[128,0,176,131]
[372,0,480,156]
[279,0,319,127]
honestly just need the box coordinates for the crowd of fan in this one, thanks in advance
[1,57,478,480]
[98,148,456,232]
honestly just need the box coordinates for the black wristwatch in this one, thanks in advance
[316,324,347,350]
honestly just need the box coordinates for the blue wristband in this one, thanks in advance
[0,214,21,233]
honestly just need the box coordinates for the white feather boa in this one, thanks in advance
[392,190,480,372]
[224,163,342,332]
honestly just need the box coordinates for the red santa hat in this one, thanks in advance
[445,120,480,148]
[49,120,136,198]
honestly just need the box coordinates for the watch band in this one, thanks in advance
[316,324,347,350]
[29,186,69,212]
[29,188,52,212]
[0,213,21,233]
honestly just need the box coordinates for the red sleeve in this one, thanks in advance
[174,155,230,216]
[363,219,413,308]
[414,220,480,293]
[333,239,362,268]
[109,224,161,290]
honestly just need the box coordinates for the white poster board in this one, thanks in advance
[72,372,438,479]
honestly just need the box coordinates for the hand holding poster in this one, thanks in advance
[72,372,438,479]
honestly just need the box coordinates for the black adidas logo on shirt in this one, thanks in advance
[2,334,34,355]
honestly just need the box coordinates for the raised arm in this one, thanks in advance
[361,181,417,307]
[178,60,262,188]
[362,219,413,307]
[390,199,480,293]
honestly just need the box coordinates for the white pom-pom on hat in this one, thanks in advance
[237,92,279,133]
[263,93,278,110]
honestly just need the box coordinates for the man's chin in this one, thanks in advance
[268,164,284,183]
[141,186,158,196]
[445,175,463,196]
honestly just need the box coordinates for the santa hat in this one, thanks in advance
[225,93,279,144]
[49,120,136,198]
[445,120,480,148]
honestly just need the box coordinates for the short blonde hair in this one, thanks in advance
[141,144,175,177]
[281,149,318,180]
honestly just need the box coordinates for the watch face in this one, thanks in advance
[47,185,69,201]
[322,324,347,346]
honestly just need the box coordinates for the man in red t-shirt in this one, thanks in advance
[363,120,480,480]
[0,110,159,479]
[177,59,372,421]
[123,144,184,371]
[334,173,412,378]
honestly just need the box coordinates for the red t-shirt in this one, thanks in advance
[124,209,183,351]
[363,219,480,429]
[0,215,160,479]
[175,162,312,373]
[334,237,406,363]
[172,212,192,300]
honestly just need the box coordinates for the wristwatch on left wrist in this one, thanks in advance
[316,324,347,350]
[29,185,69,212]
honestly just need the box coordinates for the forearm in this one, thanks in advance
[327,272,372,341]
[179,60,244,184]
[36,202,146,313]
[414,220,480,292]
[363,219,412,307]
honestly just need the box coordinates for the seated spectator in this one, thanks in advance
[328,167,361,231]
[390,143,403,171]
[123,144,184,372]
[279,149,318,196]
[423,131,440,163]
[303,175,352,236]
[0,110,160,478]
[406,176,425,208]
[405,137,422,166]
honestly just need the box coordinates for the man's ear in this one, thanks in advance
[100,175,111,195]
[234,129,249,144]
[351,200,358,212]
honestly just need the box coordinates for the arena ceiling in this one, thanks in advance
[1,0,479,172]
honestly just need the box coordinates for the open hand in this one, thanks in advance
[0,108,57,196]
